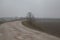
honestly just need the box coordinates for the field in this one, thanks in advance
[22,19,60,38]
[0,17,24,24]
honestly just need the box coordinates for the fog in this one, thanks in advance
[0,0,60,18]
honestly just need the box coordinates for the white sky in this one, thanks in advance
[0,0,60,18]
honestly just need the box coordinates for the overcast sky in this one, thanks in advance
[0,0,60,18]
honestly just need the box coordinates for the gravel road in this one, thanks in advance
[0,21,60,40]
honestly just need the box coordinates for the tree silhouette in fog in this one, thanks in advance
[26,12,35,25]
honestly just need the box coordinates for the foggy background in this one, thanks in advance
[0,0,60,18]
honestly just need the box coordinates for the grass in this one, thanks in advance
[22,21,45,32]
[0,21,6,24]
[22,21,60,38]
[0,19,21,24]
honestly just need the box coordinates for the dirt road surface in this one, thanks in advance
[0,21,60,40]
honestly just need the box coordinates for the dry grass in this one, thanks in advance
[22,21,60,38]
[22,21,45,32]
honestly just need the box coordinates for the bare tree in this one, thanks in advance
[26,12,35,25]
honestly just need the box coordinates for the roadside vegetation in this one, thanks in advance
[22,12,60,38]
[0,17,23,24]
[22,12,46,32]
